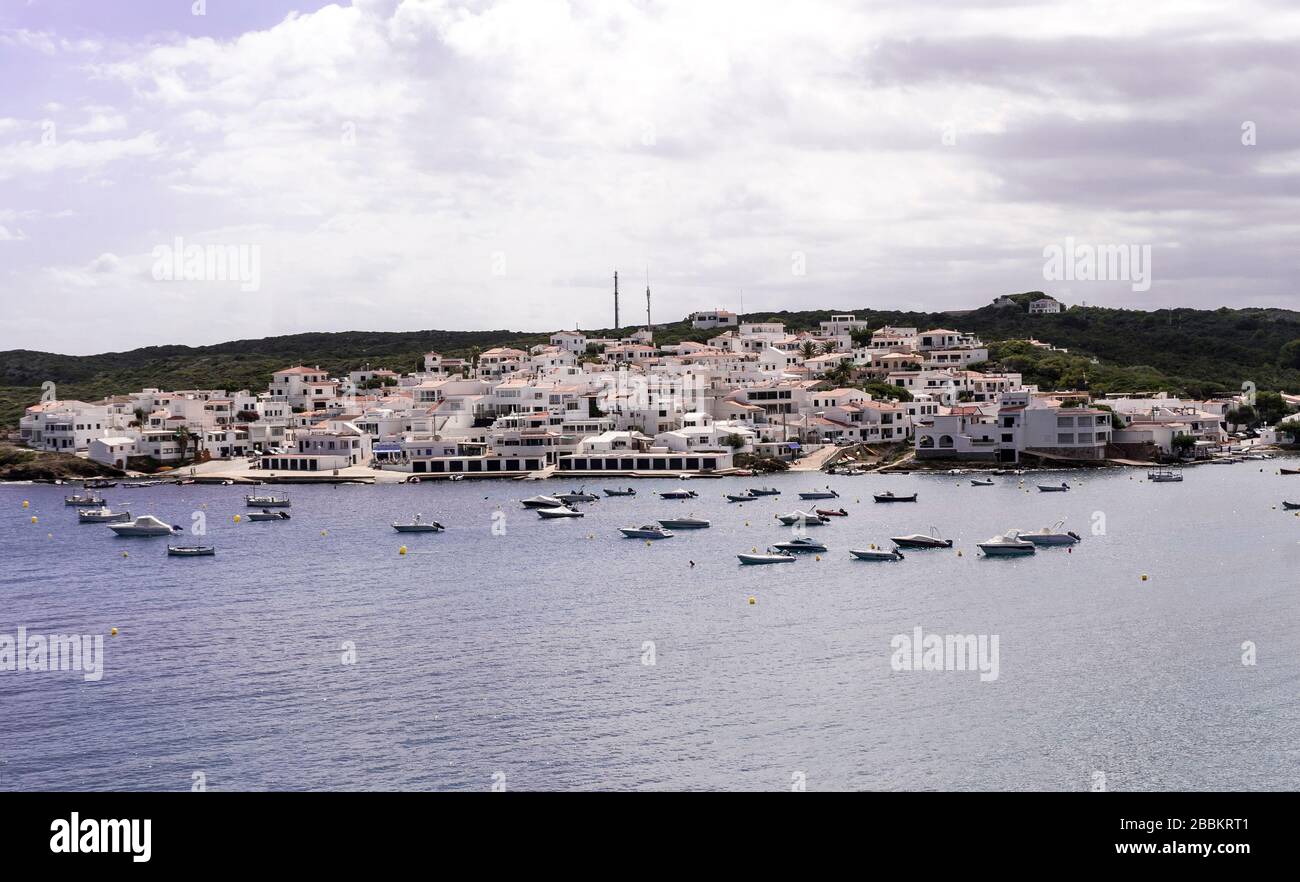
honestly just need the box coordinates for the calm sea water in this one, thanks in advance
[2,463,1299,791]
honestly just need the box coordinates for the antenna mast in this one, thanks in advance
[613,271,620,329]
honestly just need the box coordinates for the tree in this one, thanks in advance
[1171,433,1196,457]
[799,341,819,362]
[131,407,146,429]
[1280,338,1300,370]
[1254,390,1291,425]
[1225,405,1256,429]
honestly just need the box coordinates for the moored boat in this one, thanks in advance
[1020,520,1081,546]
[772,536,826,553]
[726,492,758,502]
[536,506,584,519]
[737,550,795,565]
[977,530,1036,556]
[619,524,673,539]
[659,488,698,499]
[776,510,830,526]
[603,487,637,497]
[815,508,848,517]
[970,478,995,486]
[521,495,564,508]
[1147,468,1183,482]
[890,528,952,549]
[1281,468,1300,476]
[77,506,130,524]
[798,489,839,500]
[167,545,215,557]
[747,487,781,496]
[557,490,598,504]
[64,493,104,506]
[109,515,179,537]
[392,514,444,532]
[1282,501,1300,510]
[245,494,291,507]
[1037,482,1070,492]
[850,547,905,561]
[247,510,291,522]
[657,516,710,530]
[84,479,118,489]
[873,492,917,503]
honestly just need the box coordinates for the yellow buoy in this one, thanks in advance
[30,516,38,524]
[1141,574,1149,582]
[399,545,407,555]
[752,547,758,553]
[321,530,328,536]
[815,555,821,561]
[748,596,756,605]
[233,514,241,523]
[645,540,652,546]
[22,500,29,508]
[110,627,118,636]
[957,550,963,556]
[121,551,128,558]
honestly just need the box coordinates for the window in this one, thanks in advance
[1057,433,1074,444]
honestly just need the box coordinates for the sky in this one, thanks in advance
[1,0,1298,355]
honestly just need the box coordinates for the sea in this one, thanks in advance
[2,462,1298,791]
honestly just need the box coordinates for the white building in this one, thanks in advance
[689,309,739,329]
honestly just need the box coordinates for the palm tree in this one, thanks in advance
[130,407,146,429]
[799,341,818,362]
[819,342,837,355]
[173,426,199,464]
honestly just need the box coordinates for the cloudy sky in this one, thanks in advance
[1,0,1298,354]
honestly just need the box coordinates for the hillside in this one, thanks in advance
[3,299,1299,428]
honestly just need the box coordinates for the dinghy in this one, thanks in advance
[1037,483,1070,492]
[247,510,292,522]
[815,508,848,518]
[658,488,698,499]
[970,478,995,486]
[873,492,917,503]
[603,488,637,497]
[167,545,215,557]
[392,514,444,532]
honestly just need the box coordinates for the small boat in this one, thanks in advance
[123,480,165,488]
[776,510,829,526]
[109,515,179,537]
[77,506,131,524]
[65,494,104,506]
[850,547,905,561]
[657,516,710,529]
[726,492,758,503]
[1037,483,1070,492]
[557,490,598,504]
[245,495,291,507]
[890,528,952,549]
[738,550,795,565]
[1282,501,1300,510]
[1281,468,1300,476]
[970,478,995,486]
[84,479,118,489]
[521,495,564,508]
[536,506,584,519]
[747,487,781,496]
[167,545,215,557]
[619,524,674,539]
[873,492,917,503]
[977,530,1036,556]
[772,537,826,553]
[392,514,444,532]
[1147,469,1183,483]
[815,508,848,517]
[603,488,637,497]
[1021,520,1081,546]
[247,510,292,522]
[659,488,698,499]
[798,489,839,500]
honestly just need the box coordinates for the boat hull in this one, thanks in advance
[393,524,443,532]
[620,529,672,539]
[657,520,709,529]
[978,544,1035,556]
[890,537,951,548]
[873,494,917,503]
[168,546,215,556]
[850,549,903,561]
[738,554,794,565]
[79,512,131,524]
[1023,534,1079,546]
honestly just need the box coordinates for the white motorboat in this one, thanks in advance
[521,495,564,509]
[776,510,830,526]
[536,506,584,519]
[850,547,905,561]
[167,545,215,557]
[798,489,839,500]
[557,490,599,504]
[77,506,131,524]
[1147,468,1183,483]
[747,487,781,496]
[772,537,826,553]
[1021,521,1081,546]
[109,515,179,537]
[657,516,710,529]
[245,495,291,507]
[659,488,698,499]
[392,514,444,532]
[65,493,104,506]
[890,528,952,549]
[970,478,995,486]
[1037,483,1070,492]
[977,530,1036,556]
[247,510,292,522]
[738,550,795,565]
[726,492,757,502]
[619,524,674,539]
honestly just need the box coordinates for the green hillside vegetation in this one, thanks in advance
[2,299,1298,428]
